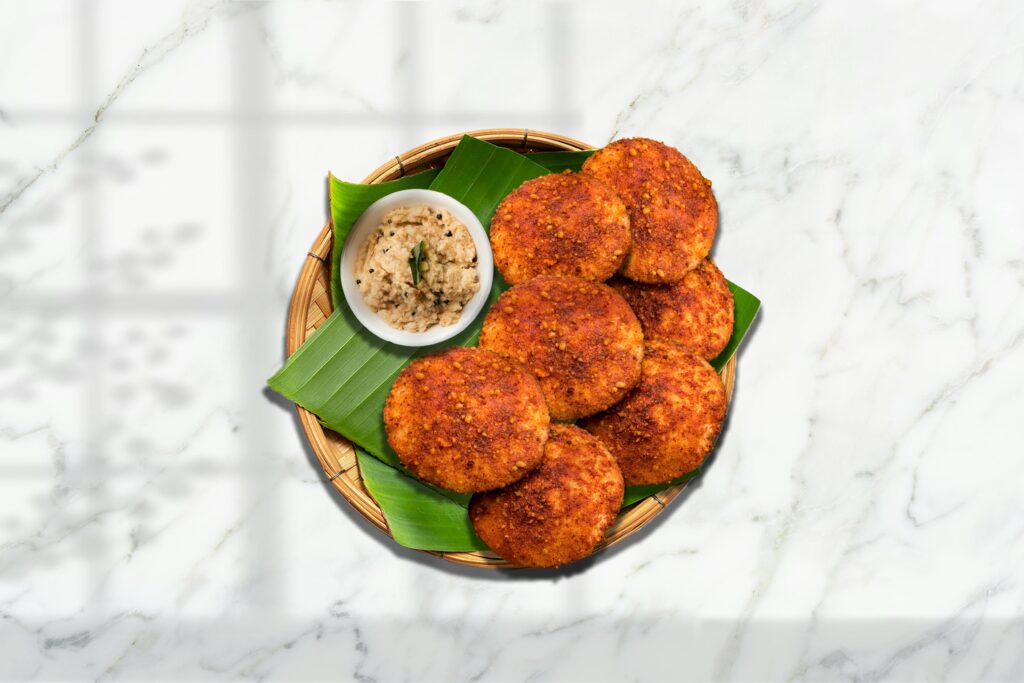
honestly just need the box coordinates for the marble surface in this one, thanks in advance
[2,1,1024,680]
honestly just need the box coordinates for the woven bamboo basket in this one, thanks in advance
[285,128,736,569]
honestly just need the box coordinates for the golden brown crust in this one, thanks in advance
[469,424,624,568]
[384,347,549,493]
[490,171,631,284]
[478,275,644,420]
[610,258,734,359]
[582,137,717,283]
[580,341,726,486]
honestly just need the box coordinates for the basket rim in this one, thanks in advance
[284,128,736,569]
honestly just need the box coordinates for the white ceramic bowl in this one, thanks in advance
[339,189,494,347]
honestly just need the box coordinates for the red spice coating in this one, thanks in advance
[580,341,726,486]
[610,258,734,359]
[490,171,631,284]
[469,424,624,568]
[384,347,549,493]
[479,275,644,420]
[583,137,717,283]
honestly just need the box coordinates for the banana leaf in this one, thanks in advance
[622,470,701,508]
[712,282,759,370]
[432,135,551,226]
[270,135,761,553]
[271,137,549,464]
[528,149,595,173]
[357,449,487,551]
[329,169,441,307]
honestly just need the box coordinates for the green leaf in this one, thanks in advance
[357,449,488,551]
[711,281,760,371]
[329,169,440,307]
[622,469,701,508]
[409,240,425,286]
[430,135,551,226]
[527,149,595,173]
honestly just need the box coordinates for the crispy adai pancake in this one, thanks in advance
[580,341,726,486]
[479,275,644,420]
[469,424,624,568]
[384,347,549,493]
[583,137,717,283]
[610,258,734,359]
[490,171,631,284]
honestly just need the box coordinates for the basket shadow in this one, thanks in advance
[261,386,453,563]
[586,310,762,567]
[263,384,593,580]
[262,306,764,581]
[503,307,763,573]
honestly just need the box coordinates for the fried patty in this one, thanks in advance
[490,171,631,284]
[469,424,624,568]
[384,347,549,493]
[582,137,717,283]
[478,275,644,420]
[610,258,734,359]
[580,341,726,486]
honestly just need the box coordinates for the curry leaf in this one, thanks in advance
[408,240,425,286]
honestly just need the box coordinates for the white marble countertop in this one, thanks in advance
[3,1,1024,681]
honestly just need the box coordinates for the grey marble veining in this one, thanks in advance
[1,1,1023,680]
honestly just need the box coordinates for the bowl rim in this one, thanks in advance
[338,188,494,347]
